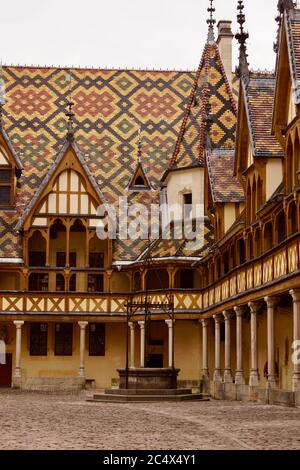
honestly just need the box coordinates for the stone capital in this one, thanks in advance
[223,310,233,321]
[234,306,245,317]
[248,301,262,314]
[13,321,24,329]
[128,322,136,330]
[264,296,279,308]
[78,321,88,329]
[138,321,145,329]
[165,319,175,328]
[290,289,300,303]
[213,314,222,323]
[200,318,209,327]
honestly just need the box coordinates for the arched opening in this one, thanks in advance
[50,219,66,267]
[252,177,257,221]
[28,231,46,267]
[247,233,254,260]
[230,244,236,269]
[257,176,263,211]
[28,273,49,291]
[246,180,251,224]
[134,271,141,291]
[276,211,286,244]
[287,137,294,192]
[209,263,215,284]
[216,257,221,279]
[223,251,230,274]
[89,232,106,268]
[288,200,298,235]
[264,221,273,251]
[254,228,261,257]
[56,274,65,292]
[239,238,246,264]
[70,219,86,268]
[69,274,76,292]
[294,130,300,189]
[145,269,169,290]
[175,269,195,289]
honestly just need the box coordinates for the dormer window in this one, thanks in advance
[0,166,13,206]
[134,175,147,187]
[128,164,152,191]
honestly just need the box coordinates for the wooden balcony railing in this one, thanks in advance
[0,236,299,316]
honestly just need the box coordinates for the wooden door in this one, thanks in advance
[0,353,12,387]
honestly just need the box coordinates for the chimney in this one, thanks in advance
[217,20,234,87]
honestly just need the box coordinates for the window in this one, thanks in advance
[89,323,105,356]
[55,323,73,356]
[29,251,46,267]
[239,239,246,264]
[223,251,230,274]
[69,274,76,292]
[183,193,192,219]
[30,323,48,356]
[135,176,146,186]
[89,252,104,268]
[0,168,12,206]
[88,274,104,292]
[28,273,48,291]
[56,252,76,267]
[56,274,65,292]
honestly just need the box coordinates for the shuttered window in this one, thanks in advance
[30,323,48,356]
[55,323,73,356]
[89,323,105,356]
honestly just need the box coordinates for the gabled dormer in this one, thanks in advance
[0,110,23,208]
[127,134,152,191]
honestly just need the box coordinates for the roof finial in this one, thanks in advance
[137,127,142,163]
[277,0,295,15]
[235,0,250,83]
[0,62,6,129]
[207,0,216,43]
[65,70,75,141]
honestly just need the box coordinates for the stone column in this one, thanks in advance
[213,315,222,382]
[165,319,175,368]
[223,311,233,383]
[138,321,145,368]
[128,322,136,368]
[248,302,260,386]
[200,319,209,379]
[290,289,300,391]
[78,321,88,378]
[234,306,245,384]
[13,321,24,379]
[264,296,278,388]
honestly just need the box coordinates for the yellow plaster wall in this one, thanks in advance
[224,203,237,233]
[275,307,293,390]
[266,159,283,201]
[0,272,21,290]
[111,272,130,292]
[174,320,201,381]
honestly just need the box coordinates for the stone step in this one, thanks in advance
[103,388,193,396]
[87,394,210,403]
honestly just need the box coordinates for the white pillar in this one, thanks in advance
[248,301,260,386]
[234,306,245,384]
[200,319,209,378]
[13,321,24,379]
[223,311,233,383]
[138,321,145,368]
[213,315,222,382]
[290,290,300,391]
[78,321,88,378]
[128,322,136,368]
[264,296,278,388]
[165,319,175,368]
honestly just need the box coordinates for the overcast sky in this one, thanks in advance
[0,0,280,71]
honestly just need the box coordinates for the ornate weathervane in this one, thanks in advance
[235,0,250,83]
[65,70,75,141]
[207,0,216,43]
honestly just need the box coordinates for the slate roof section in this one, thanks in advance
[206,149,244,203]
[285,8,300,104]
[243,74,284,158]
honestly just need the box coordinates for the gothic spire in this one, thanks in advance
[277,0,295,15]
[235,0,250,82]
[207,0,216,43]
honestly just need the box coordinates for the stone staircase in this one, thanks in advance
[87,388,210,403]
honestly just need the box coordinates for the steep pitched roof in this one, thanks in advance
[206,149,244,203]
[168,41,237,173]
[15,139,108,231]
[284,7,300,104]
[0,66,194,259]
[0,126,23,170]
[242,73,284,158]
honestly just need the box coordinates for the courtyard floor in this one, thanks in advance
[0,390,300,450]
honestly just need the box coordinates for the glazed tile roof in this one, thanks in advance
[244,74,284,158]
[168,41,237,172]
[206,149,244,203]
[0,66,196,260]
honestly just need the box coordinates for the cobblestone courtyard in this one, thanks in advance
[1,390,300,450]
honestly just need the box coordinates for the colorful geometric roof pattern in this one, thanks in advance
[0,66,196,260]
[243,74,284,158]
[206,149,244,203]
[168,41,237,172]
